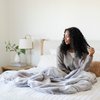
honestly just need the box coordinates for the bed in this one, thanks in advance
[0,39,100,100]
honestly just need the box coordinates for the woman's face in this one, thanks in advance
[64,30,70,45]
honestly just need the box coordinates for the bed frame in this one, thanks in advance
[41,39,45,55]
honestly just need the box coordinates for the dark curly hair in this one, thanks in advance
[60,27,90,58]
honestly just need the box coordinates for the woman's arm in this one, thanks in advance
[80,47,95,71]
[56,47,70,74]
[81,54,93,71]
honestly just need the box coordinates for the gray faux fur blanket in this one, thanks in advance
[0,67,97,94]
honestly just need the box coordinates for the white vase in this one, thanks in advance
[14,53,21,63]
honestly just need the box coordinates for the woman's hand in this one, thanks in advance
[88,47,95,56]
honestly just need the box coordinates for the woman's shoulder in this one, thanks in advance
[57,46,61,53]
[56,46,62,55]
[57,46,66,57]
[57,46,60,50]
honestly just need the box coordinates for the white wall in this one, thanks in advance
[8,0,100,66]
[0,0,10,73]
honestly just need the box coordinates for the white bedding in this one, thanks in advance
[0,78,100,100]
[0,67,100,100]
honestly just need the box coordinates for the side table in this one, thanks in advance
[1,65,33,74]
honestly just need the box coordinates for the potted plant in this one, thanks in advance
[5,41,26,63]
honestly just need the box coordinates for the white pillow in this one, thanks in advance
[93,50,100,61]
[37,55,57,69]
[50,49,57,55]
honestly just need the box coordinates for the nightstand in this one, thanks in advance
[1,65,33,74]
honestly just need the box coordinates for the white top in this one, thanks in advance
[69,52,75,58]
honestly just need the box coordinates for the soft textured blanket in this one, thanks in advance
[0,67,97,94]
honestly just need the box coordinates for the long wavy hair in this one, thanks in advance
[60,27,90,58]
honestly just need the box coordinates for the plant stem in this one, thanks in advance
[9,45,18,53]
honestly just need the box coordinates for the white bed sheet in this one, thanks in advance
[0,68,100,100]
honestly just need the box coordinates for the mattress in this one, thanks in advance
[0,74,100,100]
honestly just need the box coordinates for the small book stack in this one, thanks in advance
[11,62,27,67]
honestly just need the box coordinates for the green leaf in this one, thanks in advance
[18,52,21,55]
[15,46,19,49]
[8,47,10,49]
[10,50,14,51]
[5,42,6,44]
[21,49,25,52]
[12,44,16,47]
[21,49,26,55]
[23,52,26,55]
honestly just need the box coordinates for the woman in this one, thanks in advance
[57,27,95,74]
